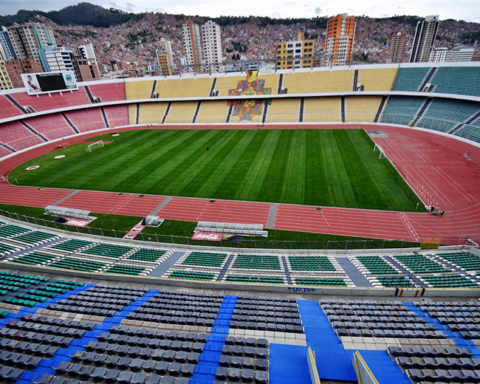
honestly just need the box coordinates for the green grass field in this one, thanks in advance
[10,129,419,211]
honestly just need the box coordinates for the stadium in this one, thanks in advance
[0,62,479,384]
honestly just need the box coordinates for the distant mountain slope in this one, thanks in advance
[0,2,141,28]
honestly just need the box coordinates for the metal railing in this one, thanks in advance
[0,208,475,252]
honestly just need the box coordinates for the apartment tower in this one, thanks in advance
[387,32,407,63]
[182,20,203,73]
[325,14,356,66]
[277,32,315,69]
[409,15,439,63]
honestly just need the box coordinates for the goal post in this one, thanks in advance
[86,140,104,152]
[373,143,387,160]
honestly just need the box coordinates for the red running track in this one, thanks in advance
[0,124,479,244]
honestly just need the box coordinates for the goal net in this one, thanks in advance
[86,140,104,152]
[373,143,387,160]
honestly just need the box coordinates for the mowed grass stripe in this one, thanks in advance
[258,130,294,203]
[280,129,306,204]
[334,130,387,208]
[127,130,204,192]
[167,130,239,195]
[235,130,281,202]
[218,131,269,200]
[80,130,182,190]
[187,130,258,198]
[304,130,328,205]
[10,129,420,211]
[320,130,357,207]
[23,130,160,187]
[147,130,227,195]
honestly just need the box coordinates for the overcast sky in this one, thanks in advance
[2,0,480,23]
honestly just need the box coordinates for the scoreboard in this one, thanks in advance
[21,71,78,95]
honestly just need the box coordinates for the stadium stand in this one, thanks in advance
[10,87,91,112]
[64,108,106,133]
[421,274,478,288]
[345,96,383,122]
[11,251,60,266]
[283,70,354,94]
[436,251,480,271]
[416,99,480,133]
[23,114,76,140]
[0,95,24,119]
[125,80,154,100]
[431,67,480,97]
[357,68,397,91]
[0,145,13,157]
[455,116,480,143]
[214,75,249,96]
[303,97,341,122]
[155,77,213,98]
[165,101,198,123]
[103,105,129,128]
[381,96,425,126]
[0,121,44,150]
[393,254,452,274]
[128,104,138,125]
[195,101,229,123]
[391,67,430,92]
[138,102,169,125]
[182,251,228,268]
[266,99,300,122]
[88,82,126,103]
[288,256,336,271]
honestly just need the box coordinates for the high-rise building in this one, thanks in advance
[201,20,223,72]
[0,61,13,90]
[387,32,407,63]
[4,59,43,88]
[3,23,56,64]
[156,38,175,76]
[75,43,101,81]
[182,20,203,73]
[325,14,356,67]
[447,47,475,62]
[38,46,74,73]
[429,47,449,62]
[409,15,439,63]
[0,27,17,61]
[276,32,315,70]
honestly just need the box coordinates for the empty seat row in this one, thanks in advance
[221,345,268,359]
[0,339,59,356]
[224,336,269,348]
[396,356,480,369]
[406,368,480,381]
[328,315,424,323]
[136,307,219,315]
[5,320,87,338]
[414,301,480,308]
[21,314,95,330]
[55,359,195,377]
[459,331,480,339]
[77,291,142,300]
[0,364,25,382]
[322,303,408,311]
[229,320,304,333]
[450,324,480,332]
[218,355,268,370]
[1,333,73,347]
[337,328,446,338]
[47,304,117,317]
[0,351,42,368]
[86,340,205,354]
[232,314,302,324]
[331,321,435,330]
[388,346,473,358]
[127,313,216,327]
[437,317,480,324]
[72,349,201,365]
[215,367,267,384]
[107,328,209,342]
[427,311,480,318]
[34,373,188,384]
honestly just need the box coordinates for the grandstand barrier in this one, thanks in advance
[1,257,479,297]
[0,208,474,254]
[353,351,379,384]
[307,347,321,384]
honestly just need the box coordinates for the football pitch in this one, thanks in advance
[10,129,420,211]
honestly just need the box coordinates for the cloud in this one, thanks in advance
[314,7,321,14]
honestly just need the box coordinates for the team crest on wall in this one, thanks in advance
[228,71,272,121]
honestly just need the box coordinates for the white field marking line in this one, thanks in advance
[394,132,431,163]
[374,137,407,163]
[404,216,444,237]
[320,210,331,227]
[404,165,452,206]
[434,166,476,203]
[398,212,421,241]
[111,194,137,215]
